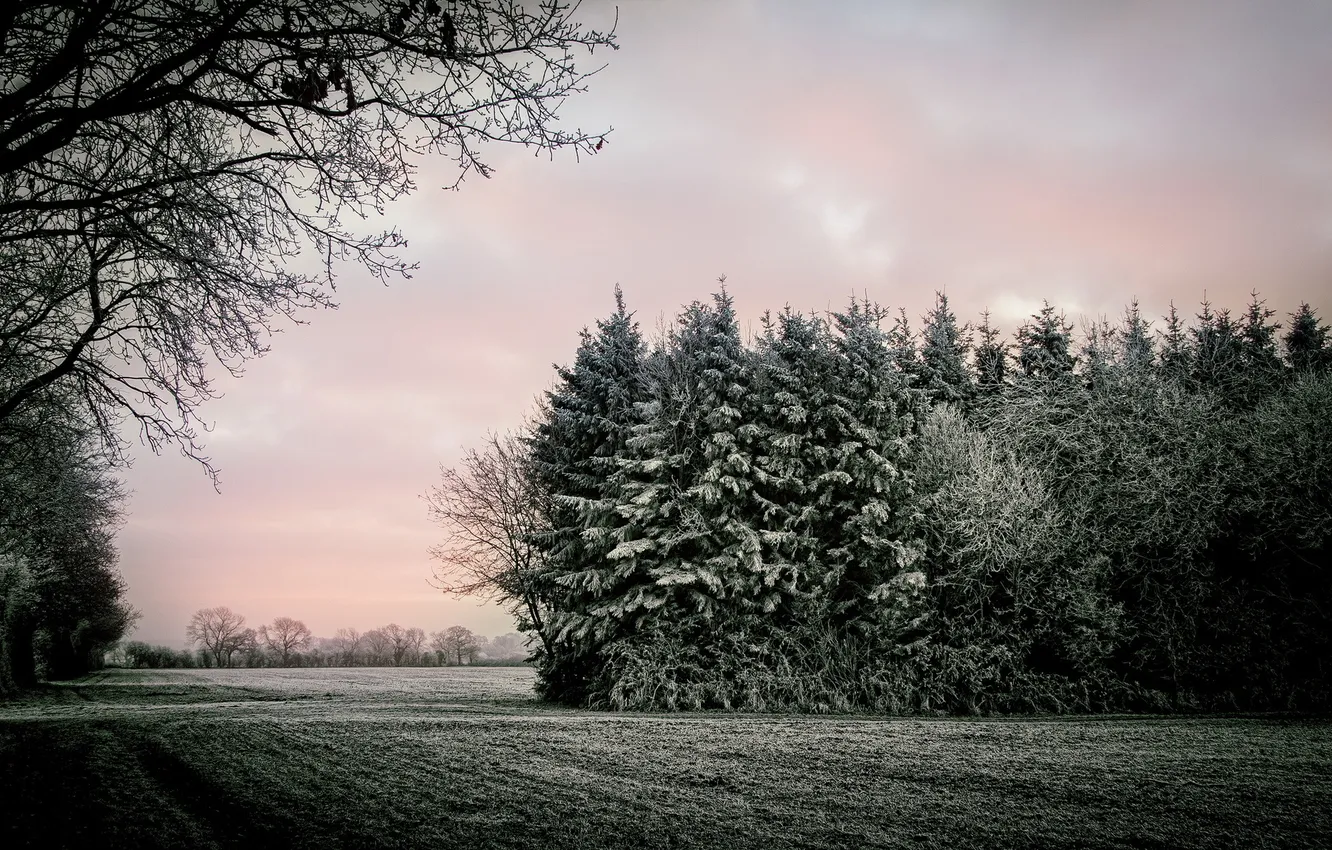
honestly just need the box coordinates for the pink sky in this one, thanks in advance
[118,0,1332,647]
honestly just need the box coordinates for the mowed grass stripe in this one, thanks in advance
[1,668,1329,849]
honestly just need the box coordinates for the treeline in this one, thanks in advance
[433,285,1331,713]
[113,606,529,669]
[0,392,138,691]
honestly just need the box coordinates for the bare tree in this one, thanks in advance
[235,627,262,668]
[363,627,391,667]
[381,622,410,666]
[429,629,450,666]
[185,606,247,668]
[332,627,362,667]
[405,626,426,666]
[441,625,479,665]
[426,430,553,658]
[0,1,618,478]
[258,616,313,667]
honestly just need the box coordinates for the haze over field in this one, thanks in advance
[115,0,1332,645]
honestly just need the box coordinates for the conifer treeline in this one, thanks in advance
[520,285,1331,712]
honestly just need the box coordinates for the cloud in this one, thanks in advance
[116,0,1332,646]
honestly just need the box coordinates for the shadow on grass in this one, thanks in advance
[0,721,315,850]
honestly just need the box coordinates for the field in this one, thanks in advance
[2,668,1330,849]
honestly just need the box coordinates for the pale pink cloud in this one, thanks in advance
[118,0,1332,646]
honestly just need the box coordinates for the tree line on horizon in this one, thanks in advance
[430,283,1332,713]
[114,606,528,670]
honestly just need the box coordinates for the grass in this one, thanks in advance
[2,668,1329,849]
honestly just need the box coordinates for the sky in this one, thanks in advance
[119,0,1332,647]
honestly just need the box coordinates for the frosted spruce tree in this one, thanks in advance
[748,308,843,627]
[528,286,646,702]
[552,288,770,705]
[818,299,928,637]
[918,291,976,408]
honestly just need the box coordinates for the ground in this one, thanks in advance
[1,667,1329,849]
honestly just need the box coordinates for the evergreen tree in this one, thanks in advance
[1079,316,1116,389]
[1118,299,1154,371]
[1189,297,1243,400]
[819,299,926,634]
[886,307,924,389]
[749,309,842,624]
[1237,291,1285,400]
[918,292,976,407]
[1284,303,1330,373]
[562,287,768,702]
[1158,302,1192,384]
[528,285,646,701]
[972,310,1008,393]
[1014,301,1076,380]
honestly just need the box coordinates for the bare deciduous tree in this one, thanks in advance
[332,627,362,667]
[440,624,479,665]
[0,1,618,478]
[429,629,449,665]
[382,622,410,666]
[186,606,247,668]
[258,616,313,667]
[426,430,553,658]
[363,627,391,666]
[405,626,426,665]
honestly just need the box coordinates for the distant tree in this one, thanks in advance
[235,628,263,667]
[124,641,194,669]
[489,633,530,661]
[405,627,426,666]
[380,623,408,667]
[429,630,449,666]
[258,617,313,667]
[186,606,247,668]
[363,628,391,667]
[332,627,362,667]
[441,625,479,665]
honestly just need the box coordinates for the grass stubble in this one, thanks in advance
[1,667,1328,849]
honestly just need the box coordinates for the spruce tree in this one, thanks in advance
[819,299,926,635]
[1284,303,1330,373]
[1158,302,1192,384]
[1190,297,1247,406]
[1015,301,1076,380]
[564,287,768,698]
[528,285,646,701]
[919,291,976,407]
[1118,299,1154,371]
[886,307,924,389]
[1237,291,1285,401]
[972,310,1009,393]
[750,309,843,626]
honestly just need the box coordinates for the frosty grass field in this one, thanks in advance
[1,667,1329,849]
